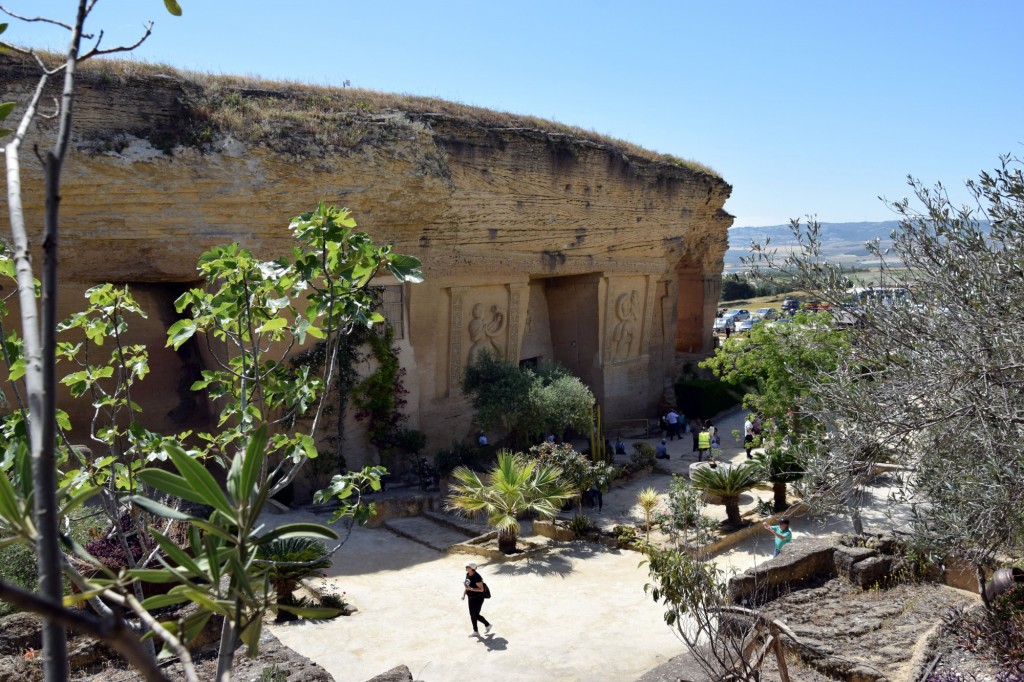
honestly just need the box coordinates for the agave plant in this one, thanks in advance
[446,450,574,553]
[690,462,764,527]
[753,447,804,512]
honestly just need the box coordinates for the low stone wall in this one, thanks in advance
[727,537,838,605]
[449,532,548,562]
[365,492,439,528]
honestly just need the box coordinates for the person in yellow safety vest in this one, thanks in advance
[697,428,711,462]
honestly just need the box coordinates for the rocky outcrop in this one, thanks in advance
[0,57,733,471]
[727,537,837,605]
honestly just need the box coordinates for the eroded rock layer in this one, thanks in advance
[0,59,732,469]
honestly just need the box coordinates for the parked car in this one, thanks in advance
[781,298,800,313]
[723,308,750,321]
[713,315,737,333]
[735,316,763,333]
[754,307,778,320]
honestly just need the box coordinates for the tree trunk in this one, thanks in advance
[773,481,788,512]
[497,529,517,554]
[724,497,742,527]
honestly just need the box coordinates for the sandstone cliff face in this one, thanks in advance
[0,59,732,471]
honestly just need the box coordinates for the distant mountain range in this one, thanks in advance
[724,221,901,271]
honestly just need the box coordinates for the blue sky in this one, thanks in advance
[13,1,1024,226]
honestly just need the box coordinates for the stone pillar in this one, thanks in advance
[447,285,470,396]
[506,281,529,364]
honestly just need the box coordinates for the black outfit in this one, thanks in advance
[465,571,490,633]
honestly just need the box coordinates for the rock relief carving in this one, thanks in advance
[469,302,506,358]
[612,290,640,359]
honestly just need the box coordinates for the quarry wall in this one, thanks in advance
[0,59,732,476]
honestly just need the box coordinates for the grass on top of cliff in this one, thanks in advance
[63,55,719,177]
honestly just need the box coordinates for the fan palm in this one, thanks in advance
[447,450,574,553]
[753,447,804,512]
[690,462,764,527]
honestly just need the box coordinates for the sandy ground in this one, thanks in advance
[267,408,908,682]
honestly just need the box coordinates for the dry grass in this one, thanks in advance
[10,50,720,176]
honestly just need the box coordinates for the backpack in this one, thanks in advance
[483,582,491,599]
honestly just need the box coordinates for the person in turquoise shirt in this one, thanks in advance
[763,517,792,557]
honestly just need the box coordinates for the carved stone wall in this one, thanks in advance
[0,59,733,469]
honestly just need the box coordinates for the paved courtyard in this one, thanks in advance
[268,408,903,681]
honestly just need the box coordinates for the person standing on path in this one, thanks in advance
[697,426,711,462]
[665,409,681,440]
[764,518,792,557]
[462,562,492,636]
[691,419,700,453]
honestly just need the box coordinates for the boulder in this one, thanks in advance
[366,665,415,682]
[0,612,42,655]
[834,545,877,579]
[0,656,40,682]
[727,537,836,604]
[851,556,894,588]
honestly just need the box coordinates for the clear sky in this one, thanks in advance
[12,1,1024,226]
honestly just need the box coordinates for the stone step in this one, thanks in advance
[421,509,489,538]
[382,516,473,552]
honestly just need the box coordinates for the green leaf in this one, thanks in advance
[240,617,263,656]
[140,592,190,610]
[125,568,181,584]
[239,425,268,502]
[255,317,288,334]
[0,102,14,121]
[6,356,23,382]
[164,442,236,520]
[163,0,183,16]
[126,494,195,521]
[152,529,204,577]
[166,319,197,350]
[254,522,338,545]
[386,254,424,283]
[138,469,207,506]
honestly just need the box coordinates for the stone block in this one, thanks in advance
[366,665,414,682]
[727,537,836,604]
[851,556,893,588]
[834,545,877,579]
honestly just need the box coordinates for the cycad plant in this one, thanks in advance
[753,447,804,512]
[447,450,574,553]
[256,537,332,621]
[690,462,764,527]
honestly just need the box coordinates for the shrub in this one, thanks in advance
[613,524,638,546]
[674,379,744,419]
[631,442,656,468]
[434,441,475,477]
[568,514,593,536]
[394,428,427,454]
[940,593,1024,675]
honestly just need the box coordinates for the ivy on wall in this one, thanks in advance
[352,324,409,465]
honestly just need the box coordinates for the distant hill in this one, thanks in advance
[725,221,901,271]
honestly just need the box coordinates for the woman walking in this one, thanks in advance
[462,562,492,636]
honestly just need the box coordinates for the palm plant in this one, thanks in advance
[255,537,332,621]
[753,447,804,512]
[637,487,660,543]
[447,450,574,553]
[690,462,764,527]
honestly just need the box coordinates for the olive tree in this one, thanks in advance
[744,156,1024,600]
